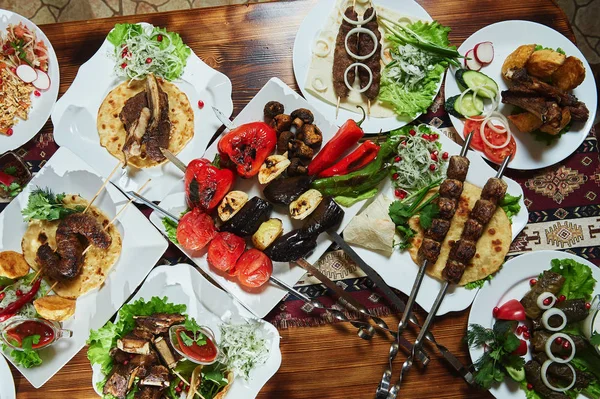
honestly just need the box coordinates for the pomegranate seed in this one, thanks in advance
[175,387,182,393]
[516,326,523,335]
[430,152,438,161]
[431,133,438,140]
[34,90,41,97]
[197,100,204,109]
[146,57,152,64]
[16,289,22,297]
[178,381,184,388]
[6,128,13,136]
[442,152,449,160]
[492,307,499,317]
[543,297,552,306]
[586,302,591,309]
[395,189,406,199]
[429,164,436,171]
[409,129,416,136]
[0,78,3,85]
[0,292,5,301]
[394,156,401,162]
[433,150,439,155]
[523,331,530,340]
[392,173,399,180]
[422,134,430,140]
[562,340,570,349]
[399,191,407,199]
[558,295,566,302]
[123,360,129,365]
[10,67,16,74]
[529,279,537,286]
[556,337,563,345]
[157,34,163,42]
[121,62,127,69]
[527,383,533,390]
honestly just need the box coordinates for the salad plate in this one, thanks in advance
[444,20,597,170]
[51,22,233,201]
[91,263,282,399]
[0,10,60,153]
[0,147,168,388]
[348,130,528,315]
[0,354,15,399]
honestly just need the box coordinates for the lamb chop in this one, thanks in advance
[501,91,562,128]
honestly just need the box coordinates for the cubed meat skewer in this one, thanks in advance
[439,179,463,199]
[449,239,477,264]
[461,219,484,242]
[437,197,458,220]
[480,178,507,204]
[442,259,467,284]
[446,156,470,181]
[417,238,441,264]
[424,219,451,242]
[470,199,497,225]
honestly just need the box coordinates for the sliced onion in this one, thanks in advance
[545,332,575,363]
[381,45,392,66]
[345,27,378,60]
[311,76,327,92]
[313,38,331,57]
[537,292,557,310]
[543,307,568,333]
[356,0,370,3]
[541,360,576,392]
[344,62,372,93]
[480,115,512,149]
[339,1,376,25]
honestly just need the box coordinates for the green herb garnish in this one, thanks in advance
[4,334,42,368]
[21,188,85,221]
[465,274,493,290]
[181,318,207,347]
[1,182,21,197]
[500,193,522,222]
[4,166,17,175]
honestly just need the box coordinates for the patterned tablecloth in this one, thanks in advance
[1,90,599,329]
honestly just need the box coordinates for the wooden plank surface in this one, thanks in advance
[9,0,573,397]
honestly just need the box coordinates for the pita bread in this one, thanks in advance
[408,182,511,285]
[214,371,234,399]
[21,195,122,299]
[97,77,194,168]
[344,195,396,256]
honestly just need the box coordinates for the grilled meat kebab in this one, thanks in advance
[333,7,359,99]
[357,7,381,100]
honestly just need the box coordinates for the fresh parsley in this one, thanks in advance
[0,182,21,197]
[181,318,207,347]
[21,188,85,221]
[418,203,439,229]
[4,166,17,175]
[500,193,522,222]
[4,334,43,368]
[9,40,32,66]
[532,122,570,146]
[590,333,600,346]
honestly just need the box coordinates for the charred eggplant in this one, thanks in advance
[264,229,318,262]
[220,196,273,236]
[302,197,344,235]
[263,175,314,205]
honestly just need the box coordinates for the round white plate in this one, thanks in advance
[0,355,16,399]
[468,250,600,398]
[0,10,60,153]
[444,20,597,170]
[293,0,437,133]
[348,130,529,315]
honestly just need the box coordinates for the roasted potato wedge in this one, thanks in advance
[34,295,76,321]
[252,218,283,250]
[218,191,249,222]
[0,251,30,279]
[552,56,585,91]
[290,189,323,220]
[508,112,543,133]
[540,108,571,135]
[502,44,536,78]
[526,49,566,79]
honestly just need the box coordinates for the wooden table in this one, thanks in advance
[9,0,574,398]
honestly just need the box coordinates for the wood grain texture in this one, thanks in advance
[9,0,573,397]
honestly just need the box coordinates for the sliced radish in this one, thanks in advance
[16,64,37,83]
[464,49,482,71]
[32,69,50,91]
[474,41,494,65]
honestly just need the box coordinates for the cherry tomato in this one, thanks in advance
[233,249,272,288]
[207,232,245,272]
[484,135,516,164]
[176,209,217,252]
[463,117,485,152]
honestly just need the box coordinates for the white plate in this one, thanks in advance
[468,250,600,399]
[150,77,377,318]
[444,20,597,170]
[0,147,168,388]
[91,264,281,399]
[293,0,436,133]
[0,355,15,399]
[51,22,233,201]
[0,10,60,153]
[349,131,529,315]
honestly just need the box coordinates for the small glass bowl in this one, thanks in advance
[583,294,600,355]
[0,316,72,351]
[168,324,220,365]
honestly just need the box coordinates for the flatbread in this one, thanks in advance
[408,182,511,285]
[21,195,122,299]
[344,195,396,256]
[214,371,234,399]
[97,77,194,168]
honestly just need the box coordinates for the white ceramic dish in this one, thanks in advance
[468,250,600,399]
[150,77,376,318]
[91,263,282,399]
[444,20,597,170]
[51,22,233,201]
[0,354,15,399]
[0,147,168,388]
[0,10,60,153]
[348,130,529,315]
[293,0,436,133]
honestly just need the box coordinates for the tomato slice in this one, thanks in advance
[495,299,526,321]
[176,209,217,252]
[484,135,516,164]
[234,249,273,288]
[207,232,245,272]
[463,117,485,152]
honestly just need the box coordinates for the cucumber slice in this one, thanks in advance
[445,95,463,118]
[506,366,525,382]
[455,69,498,99]
[456,93,483,117]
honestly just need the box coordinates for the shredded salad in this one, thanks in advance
[220,321,270,380]
[107,23,191,81]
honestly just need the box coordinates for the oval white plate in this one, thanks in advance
[293,0,437,133]
[444,20,597,170]
[91,263,282,399]
[468,250,600,399]
[51,22,233,201]
[0,354,15,399]
[348,130,528,315]
[0,10,60,153]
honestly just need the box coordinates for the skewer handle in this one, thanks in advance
[496,155,511,178]
[460,130,474,157]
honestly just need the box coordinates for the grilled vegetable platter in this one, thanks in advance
[293,0,460,132]
[444,20,597,170]
[50,22,233,201]
[468,250,600,399]
[89,264,281,399]
[0,148,168,388]
[149,77,394,318]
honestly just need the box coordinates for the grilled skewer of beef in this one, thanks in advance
[357,7,381,101]
[333,7,359,99]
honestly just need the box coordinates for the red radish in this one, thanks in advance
[464,49,482,71]
[16,65,37,83]
[32,69,50,90]
[474,41,494,65]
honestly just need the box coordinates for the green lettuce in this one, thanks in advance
[500,193,522,222]
[107,23,143,46]
[549,258,596,300]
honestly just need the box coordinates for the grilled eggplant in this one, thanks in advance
[302,197,344,235]
[263,175,314,205]
[264,230,318,262]
[220,197,273,236]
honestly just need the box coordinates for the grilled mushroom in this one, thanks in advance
[277,130,294,154]
[270,114,292,133]
[290,108,314,129]
[287,157,309,176]
[264,101,285,121]
[288,139,314,159]
[296,124,323,148]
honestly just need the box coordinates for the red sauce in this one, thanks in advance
[6,320,54,349]
[175,328,217,362]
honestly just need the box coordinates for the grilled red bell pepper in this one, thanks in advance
[0,278,42,323]
[218,122,277,178]
[318,140,380,178]
[308,106,366,176]
[0,171,15,187]
[185,158,234,211]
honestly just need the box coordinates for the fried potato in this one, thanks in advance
[502,44,536,78]
[540,108,571,135]
[0,251,30,279]
[552,56,586,91]
[508,112,543,133]
[33,295,76,321]
[526,49,566,79]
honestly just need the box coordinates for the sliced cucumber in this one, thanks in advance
[455,69,498,99]
[445,95,463,118]
[455,93,483,117]
[506,366,525,382]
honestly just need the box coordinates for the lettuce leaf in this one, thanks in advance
[500,193,522,222]
[549,258,596,300]
[407,20,453,47]
[107,23,142,47]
